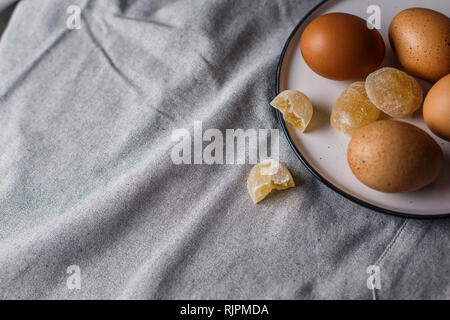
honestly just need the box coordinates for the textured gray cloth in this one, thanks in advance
[0,0,448,300]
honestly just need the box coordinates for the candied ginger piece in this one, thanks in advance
[247,159,295,204]
[365,67,423,118]
[271,90,313,132]
[330,81,380,135]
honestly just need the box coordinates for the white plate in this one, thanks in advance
[276,0,450,217]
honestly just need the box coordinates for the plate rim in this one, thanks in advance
[274,0,450,219]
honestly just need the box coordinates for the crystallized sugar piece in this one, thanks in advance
[330,81,380,135]
[247,159,295,204]
[271,90,313,133]
[365,67,423,118]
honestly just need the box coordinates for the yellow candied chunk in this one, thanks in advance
[270,90,313,133]
[365,67,423,118]
[330,81,380,135]
[247,159,295,204]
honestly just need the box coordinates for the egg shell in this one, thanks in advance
[348,120,444,193]
[389,8,450,83]
[300,13,385,81]
[423,74,450,141]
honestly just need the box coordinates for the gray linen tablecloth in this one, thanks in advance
[0,0,448,299]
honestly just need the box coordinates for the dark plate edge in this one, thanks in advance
[274,0,450,219]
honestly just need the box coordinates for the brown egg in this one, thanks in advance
[423,74,450,141]
[300,13,385,80]
[389,8,450,83]
[348,120,444,193]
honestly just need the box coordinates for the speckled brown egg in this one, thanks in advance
[348,120,444,193]
[389,8,450,83]
[423,74,450,141]
[300,13,385,80]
